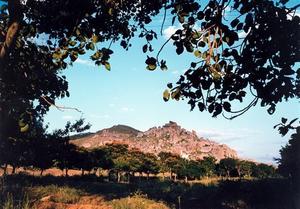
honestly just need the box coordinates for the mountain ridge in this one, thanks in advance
[71,121,237,161]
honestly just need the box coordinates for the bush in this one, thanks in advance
[109,192,170,209]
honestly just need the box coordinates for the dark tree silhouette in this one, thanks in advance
[277,126,300,186]
[218,157,238,177]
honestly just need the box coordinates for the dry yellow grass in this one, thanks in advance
[109,194,170,209]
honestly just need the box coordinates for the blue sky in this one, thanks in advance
[40,3,300,164]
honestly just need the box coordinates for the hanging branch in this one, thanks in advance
[156,35,172,65]
[222,97,258,120]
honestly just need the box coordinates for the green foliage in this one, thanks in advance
[199,156,217,177]
[167,0,300,119]
[218,158,239,177]
[140,153,160,175]
[238,160,255,177]
[277,126,300,185]
[176,159,203,180]
[158,152,182,177]
[251,163,276,179]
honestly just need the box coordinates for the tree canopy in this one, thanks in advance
[1,0,299,126]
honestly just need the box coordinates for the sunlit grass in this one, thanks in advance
[109,193,170,209]
[29,185,83,204]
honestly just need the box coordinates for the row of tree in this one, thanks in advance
[0,122,277,182]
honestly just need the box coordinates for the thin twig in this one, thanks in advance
[156,35,172,65]
[40,96,82,113]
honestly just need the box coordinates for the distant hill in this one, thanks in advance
[96,124,141,135]
[71,121,237,161]
[70,132,94,140]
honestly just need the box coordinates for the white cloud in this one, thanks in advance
[162,25,181,39]
[197,128,261,143]
[75,58,95,67]
[62,115,74,120]
[120,107,135,112]
[162,23,202,40]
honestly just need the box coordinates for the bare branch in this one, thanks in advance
[40,96,82,113]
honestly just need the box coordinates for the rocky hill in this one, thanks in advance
[71,121,237,161]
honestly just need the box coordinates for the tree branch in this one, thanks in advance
[40,96,82,113]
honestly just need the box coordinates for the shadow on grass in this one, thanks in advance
[0,174,299,209]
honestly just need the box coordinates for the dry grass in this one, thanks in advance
[2,193,30,209]
[109,193,170,209]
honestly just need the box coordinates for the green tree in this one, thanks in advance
[218,158,238,177]
[104,144,129,182]
[199,156,217,177]
[140,152,160,179]
[177,159,203,181]
[91,147,114,175]
[51,119,91,176]
[251,163,276,179]
[72,148,95,176]
[158,152,182,181]
[238,160,255,178]
[277,126,300,185]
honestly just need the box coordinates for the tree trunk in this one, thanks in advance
[237,169,241,179]
[0,0,22,65]
[65,168,69,177]
[174,174,177,182]
[117,171,121,183]
[147,173,150,180]
[106,169,110,182]
[81,169,84,176]
[40,169,44,176]
[162,172,165,181]
[127,172,130,183]
[12,165,16,174]
[3,164,8,175]
[184,176,188,183]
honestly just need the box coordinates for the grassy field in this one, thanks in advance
[0,174,299,209]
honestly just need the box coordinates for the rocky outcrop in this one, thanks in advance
[71,121,237,161]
